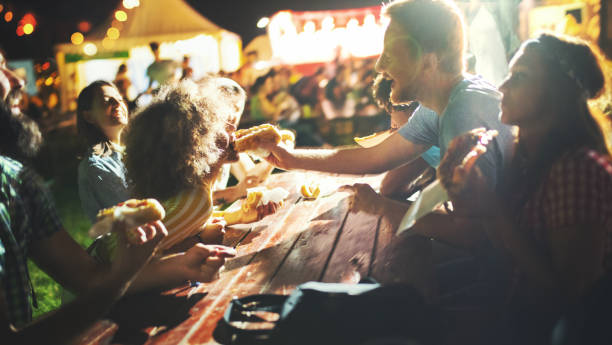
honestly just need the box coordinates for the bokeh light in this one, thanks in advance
[115,10,127,22]
[107,27,120,40]
[23,23,34,35]
[4,11,12,22]
[78,21,91,33]
[71,32,84,45]
[123,0,140,9]
[83,42,97,56]
[256,17,269,29]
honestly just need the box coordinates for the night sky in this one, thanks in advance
[3,0,383,61]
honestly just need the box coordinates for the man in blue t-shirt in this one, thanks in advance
[263,0,512,191]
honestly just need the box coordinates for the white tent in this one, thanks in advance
[55,0,242,111]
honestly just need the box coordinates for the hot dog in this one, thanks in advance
[89,198,166,243]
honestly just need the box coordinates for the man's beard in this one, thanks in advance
[0,91,42,160]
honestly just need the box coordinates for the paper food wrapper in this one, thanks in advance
[247,186,290,207]
[396,180,448,235]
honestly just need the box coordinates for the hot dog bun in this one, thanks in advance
[233,124,295,157]
[89,199,166,242]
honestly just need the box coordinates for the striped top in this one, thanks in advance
[160,187,213,250]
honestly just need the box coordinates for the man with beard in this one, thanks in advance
[0,51,233,343]
[263,0,513,203]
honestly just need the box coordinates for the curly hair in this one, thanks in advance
[124,79,245,200]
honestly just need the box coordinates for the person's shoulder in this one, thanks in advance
[450,74,501,107]
[547,149,612,190]
[554,149,612,175]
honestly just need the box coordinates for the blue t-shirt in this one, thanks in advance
[420,146,441,168]
[399,75,513,187]
[78,149,129,223]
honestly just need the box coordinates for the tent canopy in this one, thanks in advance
[56,0,237,54]
[54,0,242,111]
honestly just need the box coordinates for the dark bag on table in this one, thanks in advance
[213,280,440,345]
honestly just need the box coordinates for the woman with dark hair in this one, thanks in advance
[77,80,130,222]
[441,32,612,342]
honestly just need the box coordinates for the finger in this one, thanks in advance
[338,184,355,192]
[208,245,237,258]
[459,144,487,172]
[152,220,168,237]
[141,224,156,242]
[205,256,226,270]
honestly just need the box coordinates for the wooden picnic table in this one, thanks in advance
[76,171,434,345]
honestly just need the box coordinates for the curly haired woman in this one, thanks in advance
[123,79,241,250]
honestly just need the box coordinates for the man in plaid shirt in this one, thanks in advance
[0,48,236,343]
[0,50,171,343]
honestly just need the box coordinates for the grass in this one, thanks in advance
[28,128,94,318]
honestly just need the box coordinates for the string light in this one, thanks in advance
[71,32,84,45]
[4,11,12,22]
[83,43,97,56]
[115,10,127,22]
[23,23,34,35]
[107,27,120,39]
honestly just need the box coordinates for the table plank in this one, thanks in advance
[320,208,380,284]
[262,193,351,293]
[369,214,435,298]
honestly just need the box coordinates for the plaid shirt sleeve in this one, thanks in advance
[18,166,64,246]
[539,150,612,265]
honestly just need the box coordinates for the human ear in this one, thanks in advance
[421,53,438,74]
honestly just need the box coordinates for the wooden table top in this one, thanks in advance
[76,171,434,345]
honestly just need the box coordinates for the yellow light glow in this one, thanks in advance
[23,23,34,35]
[102,37,115,49]
[71,32,84,45]
[44,77,53,86]
[256,17,269,29]
[107,27,120,40]
[83,43,97,56]
[115,10,127,22]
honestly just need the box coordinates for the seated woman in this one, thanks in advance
[440,32,612,342]
[76,80,130,223]
[123,79,278,252]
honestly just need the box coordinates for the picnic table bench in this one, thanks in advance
[77,171,434,345]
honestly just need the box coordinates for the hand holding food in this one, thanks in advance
[437,128,498,198]
[89,198,166,244]
[233,123,295,158]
